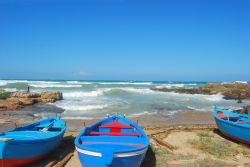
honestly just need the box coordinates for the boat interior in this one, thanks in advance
[14,118,63,132]
[78,117,147,150]
[217,111,250,124]
[0,118,65,140]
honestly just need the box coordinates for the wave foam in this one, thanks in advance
[63,90,105,97]
[102,87,154,94]
[63,87,154,98]
[3,88,18,92]
[61,116,94,120]
[29,84,82,88]
[56,104,109,111]
[0,80,29,86]
[155,83,197,89]
[98,82,153,85]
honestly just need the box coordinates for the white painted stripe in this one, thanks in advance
[75,147,102,157]
[76,147,148,158]
[114,148,148,158]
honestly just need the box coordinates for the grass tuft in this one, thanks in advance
[193,159,234,167]
[188,132,238,158]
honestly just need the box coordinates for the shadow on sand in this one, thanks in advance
[141,146,156,167]
[213,128,250,147]
[24,135,76,167]
[24,135,156,167]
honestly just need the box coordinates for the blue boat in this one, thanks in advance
[75,115,149,167]
[214,106,250,144]
[0,117,66,167]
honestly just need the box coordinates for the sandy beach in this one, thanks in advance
[22,124,250,167]
[3,106,246,167]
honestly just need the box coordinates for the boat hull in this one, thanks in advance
[0,154,46,167]
[76,147,147,167]
[0,117,66,167]
[75,115,149,167]
[0,132,64,167]
[214,117,250,144]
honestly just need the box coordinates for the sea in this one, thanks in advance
[1,80,249,119]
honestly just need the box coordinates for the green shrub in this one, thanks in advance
[0,90,11,99]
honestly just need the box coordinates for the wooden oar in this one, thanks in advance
[41,121,55,132]
[0,138,13,142]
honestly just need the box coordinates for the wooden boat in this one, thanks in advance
[75,115,149,167]
[214,106,250,144]
[0,117,66,167]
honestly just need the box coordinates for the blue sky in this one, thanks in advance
[0,0,249,81]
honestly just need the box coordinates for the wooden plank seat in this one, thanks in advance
[90,131,141,136]
[99,121,134,129]
[98,121,134,133]
[81,141,144,146]
[217,112,239,119]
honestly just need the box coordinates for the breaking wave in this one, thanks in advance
[29,84,82,88]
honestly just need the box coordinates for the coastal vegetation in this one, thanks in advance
[187,132,237,158]
[0,89,11,99]
[152,83,250,103]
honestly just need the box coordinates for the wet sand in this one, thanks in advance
[64,111,214,131]
[0,102,214,132]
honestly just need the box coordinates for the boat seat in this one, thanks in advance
[90,131,141,136]
[99,122,134,129]
[81,141,144,147]
[99,121,134,133]
[217,112,239,119]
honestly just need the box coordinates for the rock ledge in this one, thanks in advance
[0,92,63,111]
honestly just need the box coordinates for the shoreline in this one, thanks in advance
[64,111,214,131]
[0,103,215,132]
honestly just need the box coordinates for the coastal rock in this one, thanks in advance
[0,99,22,111]
[16,98,35,105]
[40,92,63,101]
[11,92,41,98]
[0,91,63,111]
[151,83,250,103]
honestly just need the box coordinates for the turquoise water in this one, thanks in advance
[0,80,249,119]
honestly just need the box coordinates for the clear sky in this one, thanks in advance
[0,0,249,81]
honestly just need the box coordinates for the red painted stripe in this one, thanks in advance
[90,131,141,136]
[99,121,134,129]
[217,112,239,119]
[236,121,250,124]
[0,154,47,167]
[82,141,143,146]
[221,131,250,145]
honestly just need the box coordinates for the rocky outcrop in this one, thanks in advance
[0,98,23,111]
[152,83,250,103]
[0,92,63,111]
